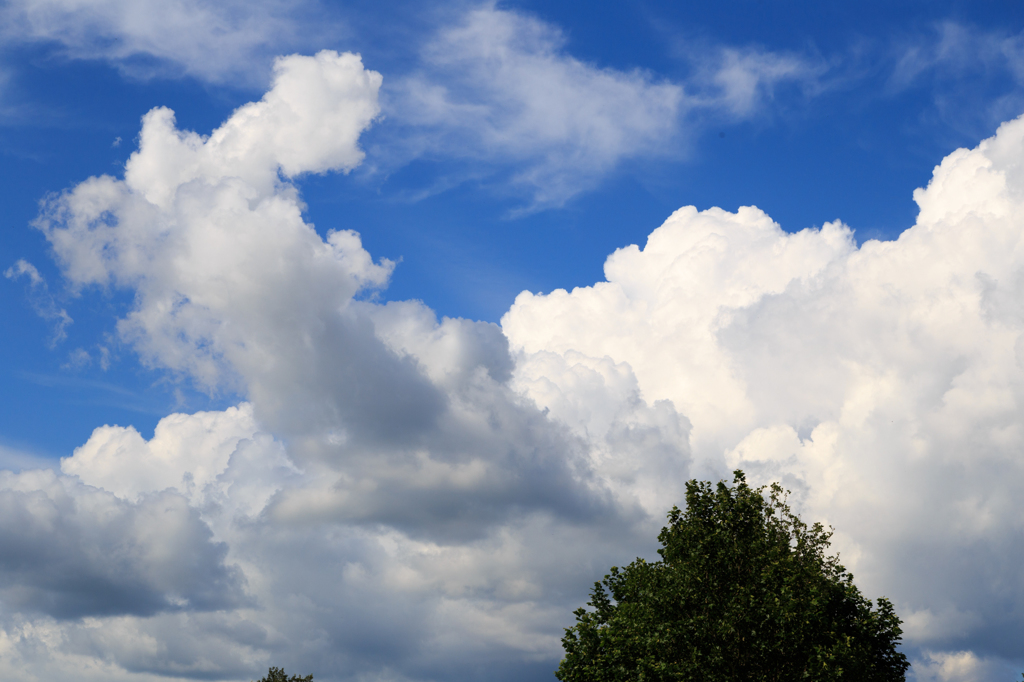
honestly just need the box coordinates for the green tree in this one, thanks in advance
[556,471,910,681]
[254,667,313,682]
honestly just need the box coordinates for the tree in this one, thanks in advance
[556,471,910,681]
[254,667,313,682]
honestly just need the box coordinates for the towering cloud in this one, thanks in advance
[506,114,1024,678]
[1,49,688,681]
[2,45,1023,682]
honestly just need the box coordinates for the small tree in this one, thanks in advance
[556,471,910,681]
[254,667,313,682]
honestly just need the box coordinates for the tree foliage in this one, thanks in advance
[254,667,313,682]
[556,471,910,681]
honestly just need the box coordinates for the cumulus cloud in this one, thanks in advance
[910,649,1017,682]
[505,114,1024,672]
[510,349,691,517]
[11,36,1024,681]
[32,47,643,540]
[37,49,386,390]
[3,48,689,681]
[60,403,275,505]
[0,0,314,84]
[0,468,245,619]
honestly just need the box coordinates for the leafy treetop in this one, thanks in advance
[556,471,910,681]
[254,667,313,682]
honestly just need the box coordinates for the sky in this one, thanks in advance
[1,1,1024,680]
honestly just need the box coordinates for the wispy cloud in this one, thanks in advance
[9,2,1019,212]
[383,5,685,209]
[0,443,56,472]
[381,5,825,210]
[889,21,1024,90]
[4,259,72,345]
[668,35,831,119]
[886,21,1024,134]
[0,0,323,85]
[0,1,830,209]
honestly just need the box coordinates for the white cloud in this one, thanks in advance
[0,444,57,473]
[385,4,684,208]
[60,403,281,506]
[888,22,1024,133]
[3,401,659,680]
[909,649,1015,682]
[8,48,689,681]
[12,37,1024,680]
[504,113,1024,670]
[38,49,386,390]
[505,207,856,456]
[34,46,639,538]
[1,0,315,84]
[4,259,72,345]
[891,22,1024,90]
[0,1,825,209]
[666,34,828,120]
[383,5,822,209]
[0,468,245,620]
[510,349,691,517]
[6,1,1022,218]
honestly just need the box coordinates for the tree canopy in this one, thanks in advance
[556,471,910,681]
[254,667,313,682]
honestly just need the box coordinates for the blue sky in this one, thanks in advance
[1,1,1024,681]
